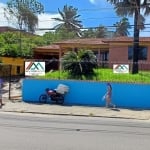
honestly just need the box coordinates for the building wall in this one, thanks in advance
[109,44,150,62]
[0,57,24,75]
[22,79,150,109]
[147,46,150,61]
[109,45,128,62]
[109,44,150,70]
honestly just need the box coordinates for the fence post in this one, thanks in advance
[8,65,12,100]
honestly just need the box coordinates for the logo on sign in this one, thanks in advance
[25,62,45,76]
[113,64,129,73]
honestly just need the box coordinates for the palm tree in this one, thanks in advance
[61,49,97,79]
[114,17,131,36]
[53,5,83,37]
[96,25,108,38]
[107,0,150,74]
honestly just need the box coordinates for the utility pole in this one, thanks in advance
[132,0,140,74]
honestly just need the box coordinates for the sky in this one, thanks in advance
[0,0,150,36]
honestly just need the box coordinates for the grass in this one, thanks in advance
[94,69,150,83]
[36,69,150,84]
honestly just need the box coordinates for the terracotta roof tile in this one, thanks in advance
[103,36,150,42]
[55,37,150,45]
[55,38,107,45]
[36,44,60,50]
[35,37,150,50]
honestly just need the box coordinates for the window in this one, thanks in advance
[100,51,109,61]
[16,66,20,74]
[128,46,147,60]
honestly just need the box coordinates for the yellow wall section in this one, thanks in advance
[0,57,25,75]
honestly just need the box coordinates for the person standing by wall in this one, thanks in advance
[0,78,4,108]
[103,83,116,108]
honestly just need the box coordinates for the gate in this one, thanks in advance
[0,64,22,100]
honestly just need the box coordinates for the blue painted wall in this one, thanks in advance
[22,79,150,109]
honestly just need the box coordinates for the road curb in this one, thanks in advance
[2,110,149,121]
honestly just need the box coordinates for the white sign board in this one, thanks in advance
[113,64,129,74]
[25,61,45,76]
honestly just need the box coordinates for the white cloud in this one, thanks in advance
[0,3,10,26]
[0,2,60,35]
[89,0,101,5]
[0,3,17,27]
[35,13,60,35]
[1,2,150,37]
[89,0,96,4]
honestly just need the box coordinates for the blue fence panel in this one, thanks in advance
[113,83,150,108]
[22,79,150,109]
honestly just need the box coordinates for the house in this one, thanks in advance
[33,44,61,71]
[33,36,150,71]
[0,57,25,76]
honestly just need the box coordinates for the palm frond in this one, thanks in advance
[52,4,82,36]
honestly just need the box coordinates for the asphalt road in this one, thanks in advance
[0,113,150,150]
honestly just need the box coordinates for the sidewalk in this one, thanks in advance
[1,99,150,120]
[1,79,150,120]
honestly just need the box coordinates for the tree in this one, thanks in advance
[55,28,79,39]
[0,32,20,57]
[62,49,97,79]
[107,0,150,74]
[42,29,78,45]
[81,25,108,38]
[52,5,83,37]
[96,25,108,38]
[4,0,44,33]
[114,17,131,36]
[81,28,96,38]
[0,31,45,58]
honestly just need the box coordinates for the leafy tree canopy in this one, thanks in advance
[0,31,44,58]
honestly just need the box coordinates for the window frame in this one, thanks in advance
[128,46,148,60]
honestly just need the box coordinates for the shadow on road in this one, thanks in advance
[110,108,120,111]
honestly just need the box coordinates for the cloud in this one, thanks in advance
[89,0,96,4]
[35,13,60,35]
[1,2,150,37]
[0,3,9,26]
[0,2,60,35]
[89,0,101,5]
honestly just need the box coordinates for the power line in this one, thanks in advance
[43,4,150,13]
[1,3,150,14]
[0,16,122,24]
[1,3,150,21]
[35,23,150,31]
[1,16,150,31]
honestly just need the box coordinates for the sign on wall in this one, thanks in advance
[25,61,45,76]
[113,64,129,73]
